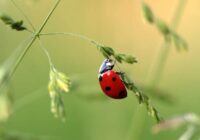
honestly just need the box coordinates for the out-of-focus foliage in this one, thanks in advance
[0,13,27,31]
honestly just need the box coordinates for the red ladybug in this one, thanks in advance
[98,59,127,99]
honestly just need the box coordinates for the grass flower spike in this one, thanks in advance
[142,2,188,50]
[48,66,71,120]
[153,113,200,140]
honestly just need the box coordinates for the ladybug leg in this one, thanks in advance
[116,71,126,83]
[116,71,133,86]
[116,71,125,75]
[117,72,134,89]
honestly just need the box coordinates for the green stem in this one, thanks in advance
[36,0,61,35]
[40,32,101,46]
[9,0,61,77]
[147,0,187,87]
[37,38,54,68]
[10,36,36,77]
[10,0,36,31]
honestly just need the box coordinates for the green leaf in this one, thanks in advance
[114,53,137,64]
[114,54,124,63]
[172,32,188,50]
[142,2,154,23]
[96,45,138,64]
[123,55,137,64]
[102,46,114,56]
[0,13,14,25]
[156,19,170,36]
[97,45,115,58]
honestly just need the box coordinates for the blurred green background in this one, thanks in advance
[0,0,200,139]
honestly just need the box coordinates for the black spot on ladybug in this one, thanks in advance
[105,86,111,91]
[119,90,125,97]
[99,76,103,81]
[112,77,117,82]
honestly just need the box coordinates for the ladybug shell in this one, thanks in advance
[99,70,127,99]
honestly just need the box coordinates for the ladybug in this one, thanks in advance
[98,59,127,99]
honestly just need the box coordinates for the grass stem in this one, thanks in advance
[40,32,101,46]
[147,0,187,87]
[9,0,61,78]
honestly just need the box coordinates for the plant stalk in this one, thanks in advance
[40,32,101,46]
[9,0,61,78]
[147,0,187,87]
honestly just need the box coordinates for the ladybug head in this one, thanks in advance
[99,59,115,74]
